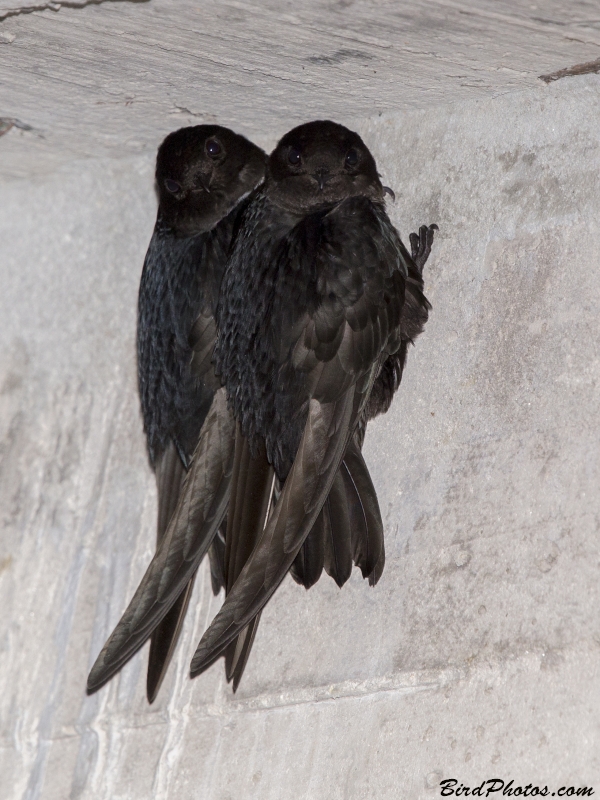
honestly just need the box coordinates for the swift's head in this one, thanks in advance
[156,125,267,236]
[267,120,383,213]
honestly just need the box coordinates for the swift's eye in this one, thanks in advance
[164,179,181,193]
[345,149,359,168]
[288,147,302,166]
[206,139,222,158]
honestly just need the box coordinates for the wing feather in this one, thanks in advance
[87,388,235,694]
[147,440,195,702]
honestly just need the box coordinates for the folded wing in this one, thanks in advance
[87,388,235,694]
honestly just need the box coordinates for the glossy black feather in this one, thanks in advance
[292,439,384,590]
[137,216,232,467]
[321,475,353,588]
[342,437,384,580]
[290,510,325,588]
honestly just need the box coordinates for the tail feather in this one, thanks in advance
[369,544,385,587]
[322,473,353,588]
[341,438,384,582]
[290,515,325,588]
[146,579,195,703]
[225,612,262,691]
[294,438,385,592]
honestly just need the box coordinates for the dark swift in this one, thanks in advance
[86,122,435,696]
[189,120,433,679]
[87,125,266,700]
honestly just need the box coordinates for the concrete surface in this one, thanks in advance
[1,2,599,799]
[2,0,600,176]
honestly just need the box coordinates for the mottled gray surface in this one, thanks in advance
[1,71,599,798]
[2,0,600,177]
[0,0,146,21]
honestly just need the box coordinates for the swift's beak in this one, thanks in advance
[193,174,211,193]
[312,168,330,192]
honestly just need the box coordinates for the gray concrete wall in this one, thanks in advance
[1,75,599,798]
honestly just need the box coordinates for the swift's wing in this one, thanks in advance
[87,388,235,694]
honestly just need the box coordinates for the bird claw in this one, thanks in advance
[409,223,438,274]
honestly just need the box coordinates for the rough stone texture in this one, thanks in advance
[1,1,600,797]
[1,0,600,176]
[0,0,148,21]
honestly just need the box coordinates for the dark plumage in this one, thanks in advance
[138,125,267,468]
[189,120,433,678]
[86,120,435,698]
[355,222,436,446]
[87,125,266,700]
